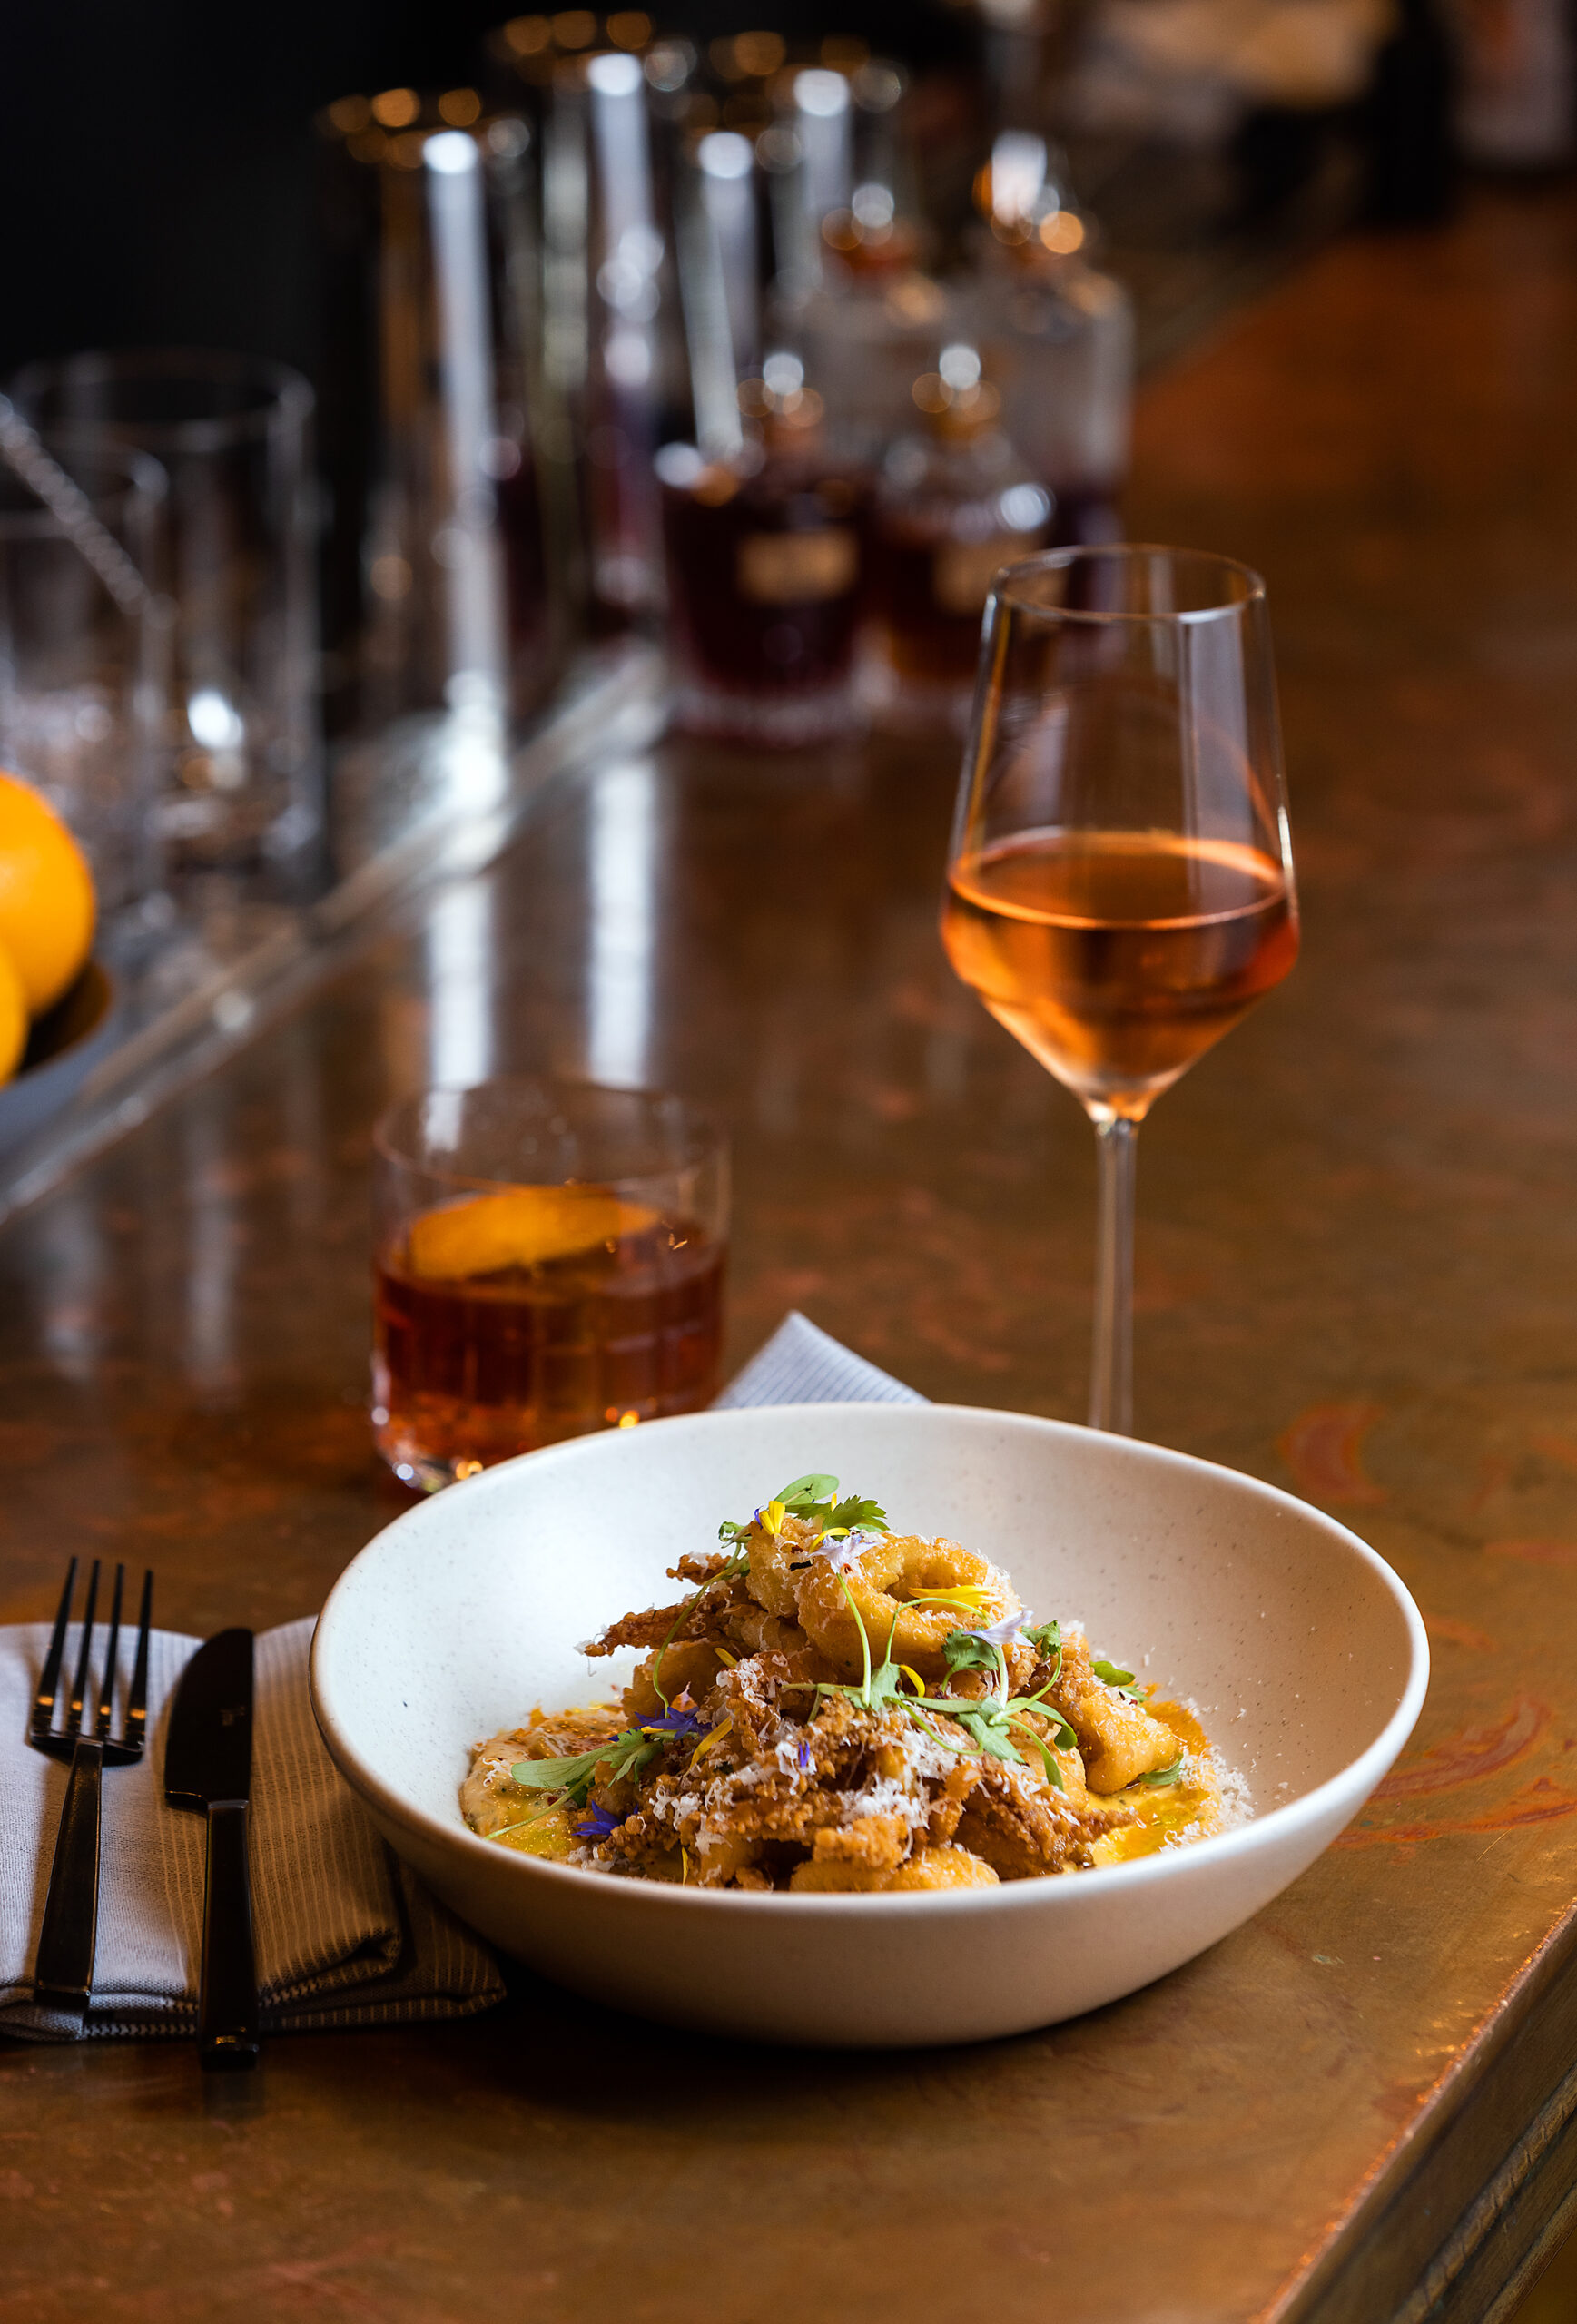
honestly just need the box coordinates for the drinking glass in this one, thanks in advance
[0,439,167,921]
[318,99,560,746]
[372,1077,728,1489]
[6,350,320,876]
[941,545,1298,1434]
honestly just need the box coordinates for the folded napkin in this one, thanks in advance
[0,1618,507,2043]
[715,1308,924,1411]
[1,1310,921,2043]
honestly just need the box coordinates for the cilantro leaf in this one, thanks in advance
[954,1705,1025,1764]
[829,1494,890,1536]
[942,1628,1000,1679]
[1023,1619,1062,1656]
[863,1659,913,1710]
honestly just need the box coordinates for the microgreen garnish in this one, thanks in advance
[718,1474,891,1546]
[779,1472,839,1507]
[1092,1656,1149,1703]
[838,1571,874,1704]
[487,1801,569,1840]
[1007,1718,1068,1790]
[1139,1755,1186,1787]
[828,1494,890,1536]
[951,1701,1024,1764]
[511,1704,713,1807]
[512,1742,622,1807]
[943,1607,1037,1708]
[942,1630,1001,1678]
[943,1625,1011,1705]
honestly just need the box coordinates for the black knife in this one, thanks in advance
[164,1628,259,2072]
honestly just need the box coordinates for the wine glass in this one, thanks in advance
[941,545,1298,1434]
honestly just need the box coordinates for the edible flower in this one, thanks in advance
[811,1531,871,1574]
[638,1695,707,1743]
[975,1608,1034,1646]
[574,1802,624,1841]
[718,1474,891,1547]
[691,1714,734,1765]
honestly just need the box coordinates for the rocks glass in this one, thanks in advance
[6,350,320,877]
[372,1077,728,1488]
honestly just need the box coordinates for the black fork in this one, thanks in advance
[28,1558,153,2030]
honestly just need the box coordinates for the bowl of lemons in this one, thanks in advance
[0,770,116,1157]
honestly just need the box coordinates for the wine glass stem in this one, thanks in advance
[1089,1116,1137,1434]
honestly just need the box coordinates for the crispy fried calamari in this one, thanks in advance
[795,1533,1021,1682]
[462,1472,1241,1889]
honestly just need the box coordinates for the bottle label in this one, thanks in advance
[932,537,1033,616]
[736,528,859,606]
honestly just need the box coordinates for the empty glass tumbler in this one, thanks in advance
[6,350,321,876]
[0,437,166,921]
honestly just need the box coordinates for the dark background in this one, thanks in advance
[0,0,972,388]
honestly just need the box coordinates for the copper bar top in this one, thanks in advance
[5,182,1577,2323]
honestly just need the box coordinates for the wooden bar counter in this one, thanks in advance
[5,182,1577,2322]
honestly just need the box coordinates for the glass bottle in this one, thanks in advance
[865,345,1050,731]
[658,356,870,746]
[789,191,955,467]
[776,62,959,467]
[958,133,1133,547]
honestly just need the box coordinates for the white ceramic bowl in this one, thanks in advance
[310,1403,1427,2047]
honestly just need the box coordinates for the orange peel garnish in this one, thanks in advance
[406,1187,658,1280]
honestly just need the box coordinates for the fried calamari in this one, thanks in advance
[462,1471,1240,1887]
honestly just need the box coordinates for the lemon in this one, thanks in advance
[407,1187,658,1279]
[0,772,96,1014]
[0,942,25,1086]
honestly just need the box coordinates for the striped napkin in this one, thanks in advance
[0,1619,506,2043]
[0,1310,921,2043]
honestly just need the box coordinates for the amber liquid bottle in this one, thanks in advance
[868,360,1050,725]
[659,377,871,747]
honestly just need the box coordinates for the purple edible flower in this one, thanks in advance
[640,1701,708,1742]
[574,1802,623,1841]
[797,1738,813,1772]
[814,1531,872,1574]
[975,1608,1034,1647]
